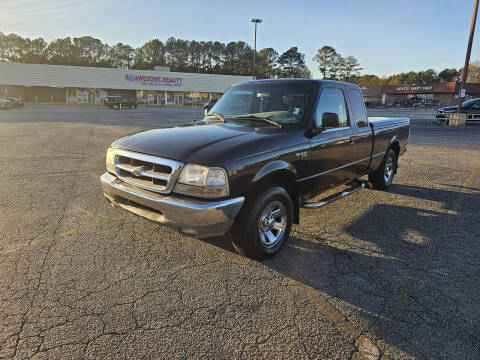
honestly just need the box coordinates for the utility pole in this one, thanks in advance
[458,0,479,113]
[250,18,262,79]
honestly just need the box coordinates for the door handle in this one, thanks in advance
[349,136,357,144]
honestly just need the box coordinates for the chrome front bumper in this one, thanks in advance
[100,172,244,238]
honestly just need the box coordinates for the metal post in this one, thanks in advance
[458,0,479,113]
[253,22,257,79]
[250,18,262,80]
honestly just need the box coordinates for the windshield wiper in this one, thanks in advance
[232,115,282,128]
[205,112,225,122]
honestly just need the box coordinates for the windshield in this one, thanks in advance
[208,82,314,126]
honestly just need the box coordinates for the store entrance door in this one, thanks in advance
[173,95,183,105]
[147,94,155,105]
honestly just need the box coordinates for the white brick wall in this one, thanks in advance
[0,62,253,93]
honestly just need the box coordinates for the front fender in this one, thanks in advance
[250,160,300,224]
[252,160,297,184]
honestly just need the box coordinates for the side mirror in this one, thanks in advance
[322,112,339,128]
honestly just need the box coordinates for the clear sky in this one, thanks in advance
[1,0,479,78]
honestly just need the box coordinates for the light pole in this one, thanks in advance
[458,0,479,114]
[250,18,262,79]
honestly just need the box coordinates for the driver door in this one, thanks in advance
[307,87,358,191]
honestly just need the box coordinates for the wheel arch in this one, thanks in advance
[388,138,400,173]
[249,160,300,224]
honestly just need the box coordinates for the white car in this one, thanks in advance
[0,98,12,110]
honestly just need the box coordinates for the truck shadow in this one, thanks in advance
[209,183,480,358]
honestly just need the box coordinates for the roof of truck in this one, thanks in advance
[235,78,361,89]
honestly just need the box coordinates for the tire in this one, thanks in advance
[231,186,293,260]
[369,149,397,190]
[113,104,118,109]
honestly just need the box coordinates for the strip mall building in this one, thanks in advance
[0,62,253,105]
[363,82,480,107]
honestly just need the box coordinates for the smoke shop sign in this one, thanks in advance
[125,74,182,86]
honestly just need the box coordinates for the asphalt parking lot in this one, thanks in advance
[0,105,479,359]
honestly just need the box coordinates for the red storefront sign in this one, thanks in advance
[125,74,182,86]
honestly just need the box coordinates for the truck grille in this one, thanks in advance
[113,149,183,194]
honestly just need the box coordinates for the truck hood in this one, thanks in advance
[112,122,294,166]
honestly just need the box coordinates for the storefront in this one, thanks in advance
[381,82,480,107]
[0,63,253,105]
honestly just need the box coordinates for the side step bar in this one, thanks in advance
[302,181,366,209]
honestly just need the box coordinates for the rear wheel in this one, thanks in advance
[231,186,293,260]
[369,149,396,190]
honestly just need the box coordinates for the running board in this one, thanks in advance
[302,181,366,209]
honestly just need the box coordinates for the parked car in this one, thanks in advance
[0,98,13,110]
[203,99,217,115]
[100,79,410,259]
[2,97,24,108]
[104,96,137,109]
[436,98,480,124]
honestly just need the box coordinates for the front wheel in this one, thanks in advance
[231,186,293,260]
[369,149,397,190]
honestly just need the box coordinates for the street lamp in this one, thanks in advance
[250,18,262,79]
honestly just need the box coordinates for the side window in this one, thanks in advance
[315,88,349,129]
[349,89,368,127]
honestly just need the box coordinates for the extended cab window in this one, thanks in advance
[349,89,368,127]
[315,88,348,129]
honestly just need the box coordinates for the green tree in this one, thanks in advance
[208,41,225,72]
[351,74,383,86]
[164,37,189,71]
[46,37,75,64]
[72,36,105,66]
[313,46,361,81]
[23,37,47,63]
[277,47,308,78]
[0,33,29,62]
[223,41,252,75]
[298,64,312,79]
[416,69,438,84]
[109,43,134,68]
[140,39,165,68]
[339,56,363,81]
[312,46,337,79]
[438,68,459,82]
[257,48,279,79]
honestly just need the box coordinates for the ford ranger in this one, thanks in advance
[101,79,409,259]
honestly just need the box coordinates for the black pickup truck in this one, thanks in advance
[104,96,137,109]
[101,79,409,259]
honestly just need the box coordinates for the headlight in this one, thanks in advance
[175,164,229,198]
[106,147,115,173]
